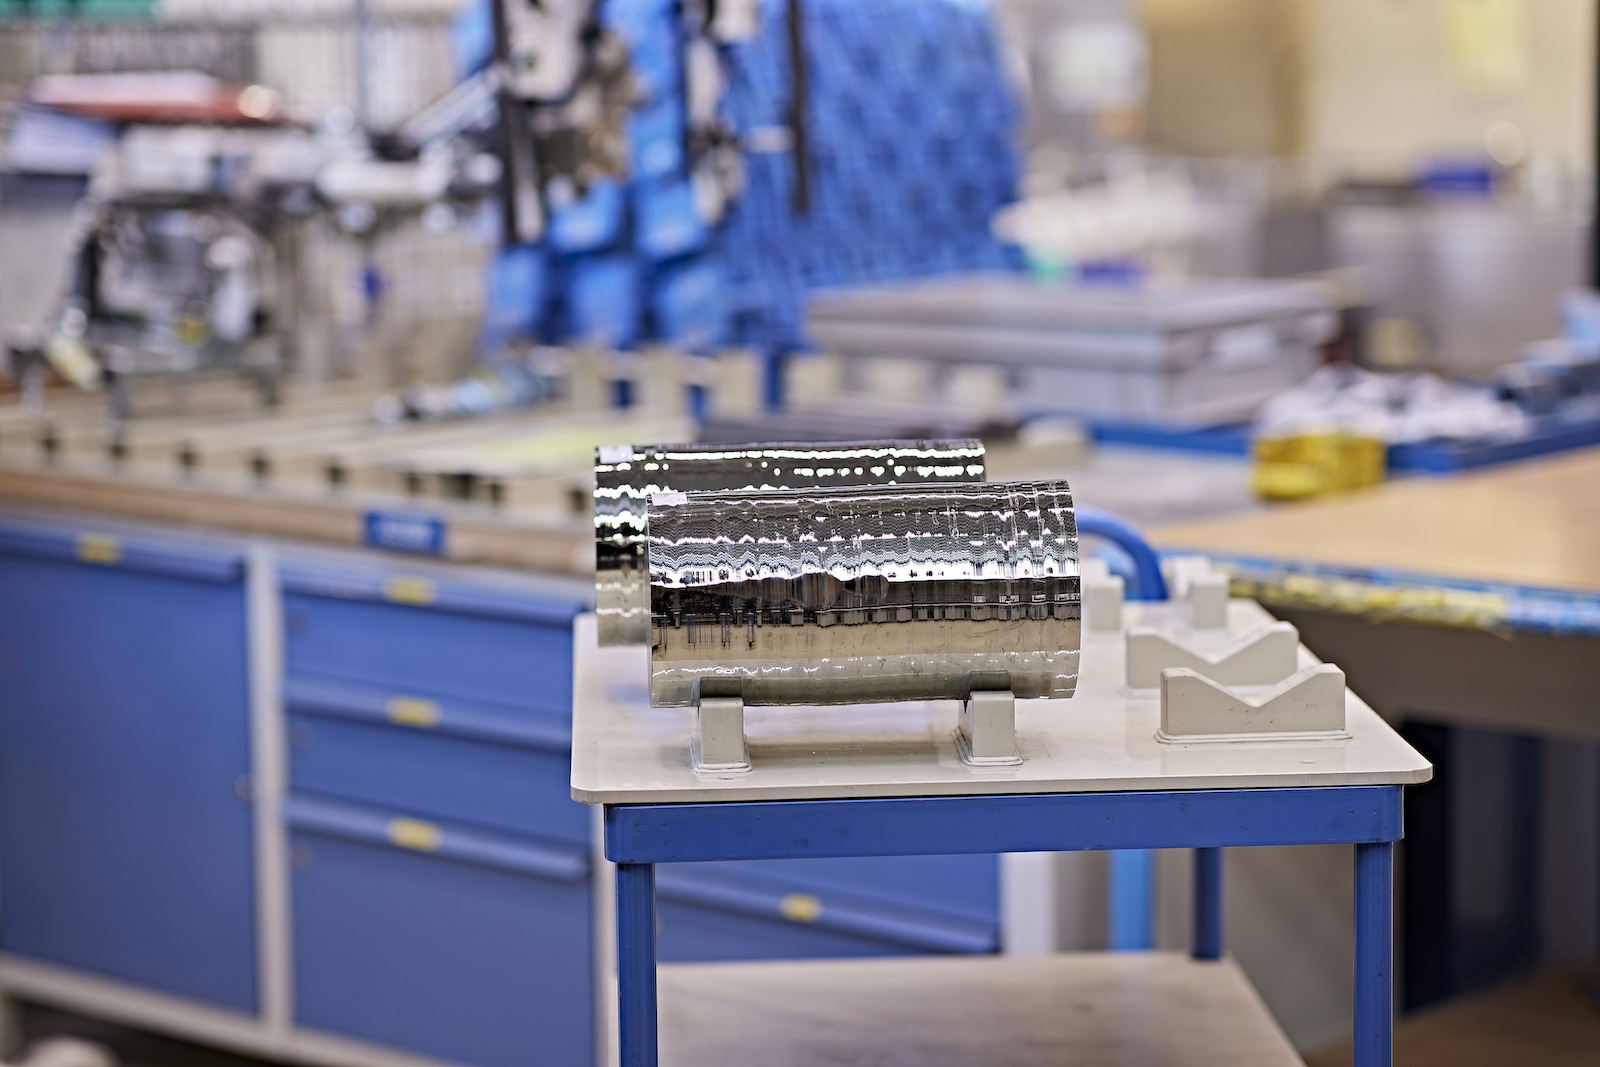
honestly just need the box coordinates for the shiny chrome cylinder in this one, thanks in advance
[594,440,986,646]
[647,480,1080,707]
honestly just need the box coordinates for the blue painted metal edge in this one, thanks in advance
[1086,412,1600,474]
[605,786,1404,864]
[654,866,997,955]
[1189,550,1600,638]
[0,523,244,584]
[1085,420,1252,457]
[278,559,589,625]
[284,794,590,883]
[283,675,573,754]
[1388,412,1600,473]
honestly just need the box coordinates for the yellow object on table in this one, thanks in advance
[1252,433,1386,500]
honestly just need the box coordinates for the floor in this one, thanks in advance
[1304,958,1600,1067]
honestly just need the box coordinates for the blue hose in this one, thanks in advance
[1075,505,1169,601]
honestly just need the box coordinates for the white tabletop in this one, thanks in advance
[658,952,1304,1067]
[570,600,1432,805]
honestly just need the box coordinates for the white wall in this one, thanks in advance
[1301,0,1594,179]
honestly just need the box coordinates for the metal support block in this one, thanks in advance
[692,695,751,773]
[1126,622,1301,689]
[1189,572,1229,630]
[1159,663,1349,742]
[956,689,1021,767]
[1163,554,1229,629]
[1082,558,1125,633]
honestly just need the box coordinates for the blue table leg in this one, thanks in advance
[1192,847,1223,960]
[1354,841,1394,1067]
[617,862,658,1067]
[1108,849,1155,950]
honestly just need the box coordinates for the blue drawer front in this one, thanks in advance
[289,800,594,1067]
[658,899,932,962]
[283,593,576,716]
[655,862,998,963]
[287,711,588,846]
[282,569,582,718]
[691,855,1000,928]
[0,545,257,1012]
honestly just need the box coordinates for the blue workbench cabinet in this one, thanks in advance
[0,520,258,1012]
[286,797,595,1067]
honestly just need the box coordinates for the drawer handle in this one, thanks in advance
[384,576,436,605]
[387,817,443,852]
[779,893,824,923]
[386,696,441,728]
[76,533,122,565]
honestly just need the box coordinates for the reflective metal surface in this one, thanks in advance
[594,440,986,645]
[648,480,1079,707]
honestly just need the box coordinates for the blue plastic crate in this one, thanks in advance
[548,180,627,254]
[637,179,710,260]
[565,253,642,348]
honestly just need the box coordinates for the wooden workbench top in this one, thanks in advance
[1154,448,1600,593]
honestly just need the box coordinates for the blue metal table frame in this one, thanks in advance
[606,784,1403,1067]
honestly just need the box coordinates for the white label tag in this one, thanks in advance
[598,445,635,464]
[652,491,689,507]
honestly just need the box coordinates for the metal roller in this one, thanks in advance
[593,439,986,646]
[647,480,1080,707]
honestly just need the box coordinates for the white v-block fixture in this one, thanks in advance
[1159,662,1351,743]
[1162,555,1230,630]
[955,689,1021,767]
[1080,557,1125,633]
[1125,621,1301,690]
[692,695,752,773]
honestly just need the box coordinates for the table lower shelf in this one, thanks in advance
[656,951,1304,1066]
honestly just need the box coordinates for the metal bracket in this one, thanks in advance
[692,694,751,773]
[1126,621,1301,689]
[955,689,1022,767]
[1159,663,1351,743]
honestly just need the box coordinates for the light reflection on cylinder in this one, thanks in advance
[593,440,986,646]
[647,480,1080,707]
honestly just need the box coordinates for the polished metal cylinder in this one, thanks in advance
[594,440,986,646]
[647,480,1080,707]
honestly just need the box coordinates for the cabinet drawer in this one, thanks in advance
[286,683,587,846]
[281,562,585,716]
[689,855,1000,928]
[287,797,593,1067]
[656,862,998,963]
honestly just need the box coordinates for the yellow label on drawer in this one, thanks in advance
[384,576,436,605]
[386,696,440,728]
[387,817,442,852]
[779,893,824,923]
[76,533,123,565]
